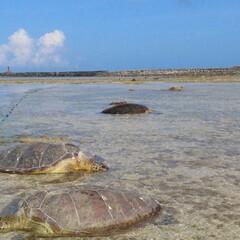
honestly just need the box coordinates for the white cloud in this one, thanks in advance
[8,29,33,65]
[34,30,65,65]
[38,30,65,47]
[0,29,66,68]
[0,44,8,65]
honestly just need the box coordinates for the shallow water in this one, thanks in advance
[0,81,239,239]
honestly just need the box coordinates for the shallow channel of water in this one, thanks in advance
[0,82,239,239]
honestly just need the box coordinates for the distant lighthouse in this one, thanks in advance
[7,66,10,73]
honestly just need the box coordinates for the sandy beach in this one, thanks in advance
[1,67,240,84]
[0,74,240,84]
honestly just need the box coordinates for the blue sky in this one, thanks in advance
[0,0,240,72]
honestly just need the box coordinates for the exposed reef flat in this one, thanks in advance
[110,66,240,77]
[0,66,240,83]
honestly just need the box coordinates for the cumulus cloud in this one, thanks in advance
[38,30,65,47]
[8,29,33,65]
[33,30,65,65]
[0,29,66,68]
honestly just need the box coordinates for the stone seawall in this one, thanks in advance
[0,67,240,78]
[109,66,240,77]
[0,71,107,78]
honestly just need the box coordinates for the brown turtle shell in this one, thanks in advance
[0,142,79,173]
[101,103,149,114]
[22,185,161,236]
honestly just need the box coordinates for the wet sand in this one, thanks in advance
[0,74,240,84]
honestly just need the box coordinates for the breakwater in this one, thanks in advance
[110,66,240,77]
[0,66,240,78]
[0,71,107,78]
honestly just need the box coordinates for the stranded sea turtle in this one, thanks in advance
[110,100,128,105]
[0,142,108,174]
[168,86,183,91]
[102,103,151,114]
[0,186,161,237]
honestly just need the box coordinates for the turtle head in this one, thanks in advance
[91,161,109,171]
[76,152,109,172]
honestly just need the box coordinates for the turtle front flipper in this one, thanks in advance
[0,211,31,233]
[76,152,109,172]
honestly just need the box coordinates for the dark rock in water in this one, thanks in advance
[168,86,183,91]
[102,103,150,114]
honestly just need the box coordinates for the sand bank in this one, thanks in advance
[0,74,240,84]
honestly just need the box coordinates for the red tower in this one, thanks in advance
[7,66,10,73]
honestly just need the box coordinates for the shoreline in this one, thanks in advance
[0,75,240,84]
[0,67,240,83]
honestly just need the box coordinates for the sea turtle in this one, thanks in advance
[168,86,183,91]
[0,142,108,174]
[0,186,161,237]
[110,100,128,105]
[101,103,150,114]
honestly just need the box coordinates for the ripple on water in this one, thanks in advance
[0,82,240,239]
